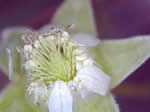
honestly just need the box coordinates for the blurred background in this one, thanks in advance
[0,0,150,112]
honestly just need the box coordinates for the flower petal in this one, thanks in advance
[52,0,96,34]
[71,32,100,46]
[0,82,43,112]
[77,66,111,96]
[0,27,32,77]
[90,35,150,88]
[73,93,119,112]
[48,81,72,112]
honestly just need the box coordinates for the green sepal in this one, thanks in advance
[90,36,150,88]
[0,82,44,112]
[52,0,96,35]
[75,93,119,112]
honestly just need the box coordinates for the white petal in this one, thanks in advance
[77,66,111,96]
[48,81,72,112]
[71,32,100,46]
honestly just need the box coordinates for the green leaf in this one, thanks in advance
[0,27,32,77]
[75,93,119,112]
[0,82,45,112]
[90,36,150,88]
[52,0,96,35]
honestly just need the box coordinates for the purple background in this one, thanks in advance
[0,0,150,112]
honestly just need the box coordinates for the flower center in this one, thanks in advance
[22,26,89,88]
[21,25,98,106]
[30,35,77,84]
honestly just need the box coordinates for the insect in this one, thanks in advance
[45,24,75,36]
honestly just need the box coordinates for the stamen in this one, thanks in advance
[6,48,13,80]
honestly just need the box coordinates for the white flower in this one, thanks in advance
[21,25,111,112]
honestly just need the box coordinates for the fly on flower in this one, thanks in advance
[18,25,111,112]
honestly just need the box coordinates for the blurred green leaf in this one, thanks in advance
[90,36,150,88]
[52,0,96,35]
[0,82,45,112]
